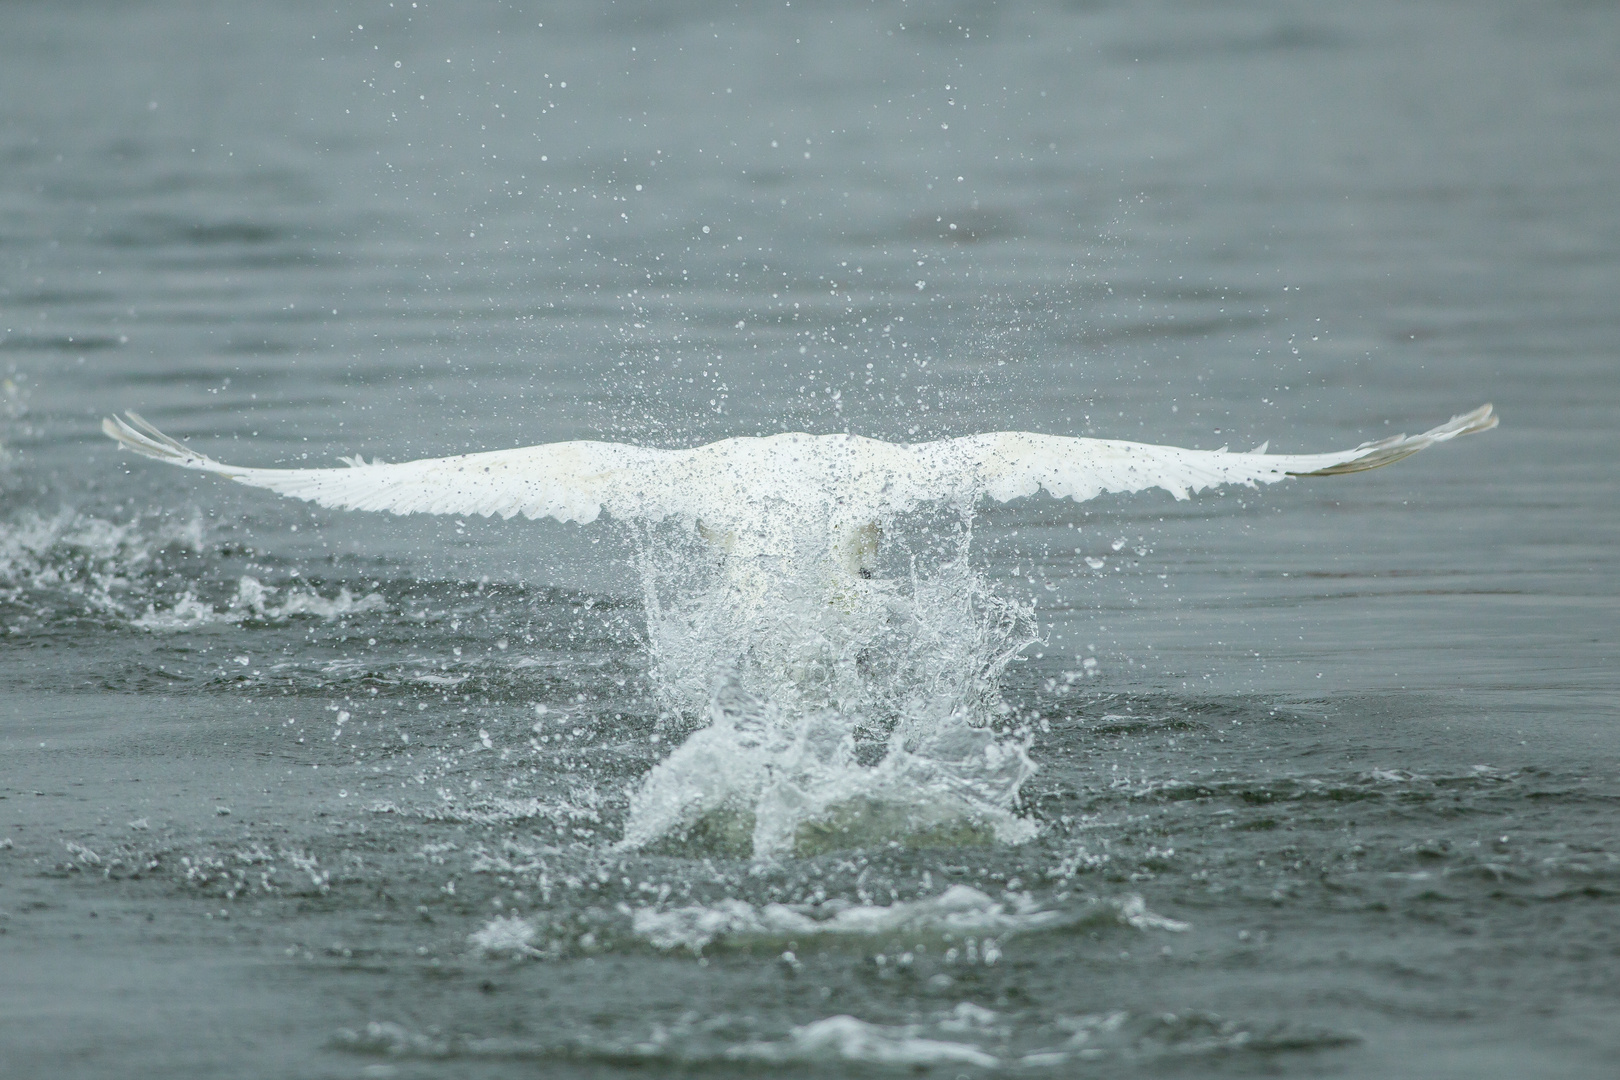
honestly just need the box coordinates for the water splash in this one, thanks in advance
[0,370,28,469]
[725,1015,1001,1069]
[619,513,1041,858]
[0,509,381,632]
[628,884,1187,955]
[134,574,385,630]
[0,509,207,621]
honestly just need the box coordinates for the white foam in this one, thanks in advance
[427,790,602,830]
[130,590,219,630]
[0,509,204,617]
[469,915,543,958]
[724,1015,1000,1068]
[631,885,1187,954]
[0,511,381,631]
[134,574,385,630]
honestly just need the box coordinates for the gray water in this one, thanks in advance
[3,1,1618,1076]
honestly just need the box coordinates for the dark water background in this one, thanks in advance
[3,1,1618,1076]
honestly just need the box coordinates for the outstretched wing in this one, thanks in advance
[908,404,1497,507]
[106,404,1497,526]
[103,412,673,524]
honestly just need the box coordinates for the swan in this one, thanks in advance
[104,403,1497,857]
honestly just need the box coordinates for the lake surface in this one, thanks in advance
[2,1,1617,1076]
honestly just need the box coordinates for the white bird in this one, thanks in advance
[103,404,1496,578]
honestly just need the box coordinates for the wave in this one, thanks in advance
[332,1003,1353,1070]
[0,509,207,622]
[0,509,382,631]
[628,884,1188,955]
[725,1015,1001,1069]
[463,884,1187,964]
[132,574,385,630]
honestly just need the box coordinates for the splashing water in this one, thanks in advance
[133,575,387,631]
[2,500,1044,861]
[628,885,1188,955]
[0,509,382,631]
[0,509,207,621]
[619,512,1041,859]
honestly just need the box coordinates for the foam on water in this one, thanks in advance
[468,915,545,959]
[0,509,205,619]
[456,885,1188,969]
[619,516,1041,858]
[0,510,383,631]
[331,1002,1351,1070]
[331,1014,1006,1069]
[627,884,1188,955]
[724,1015,1001,1069]
[133,575,386,630]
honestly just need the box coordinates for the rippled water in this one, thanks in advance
[3,2,1618,1077]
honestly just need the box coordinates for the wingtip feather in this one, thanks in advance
[1289,403,1497,477]
[103,410,224,470]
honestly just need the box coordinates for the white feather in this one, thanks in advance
[103,404,1496,534]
